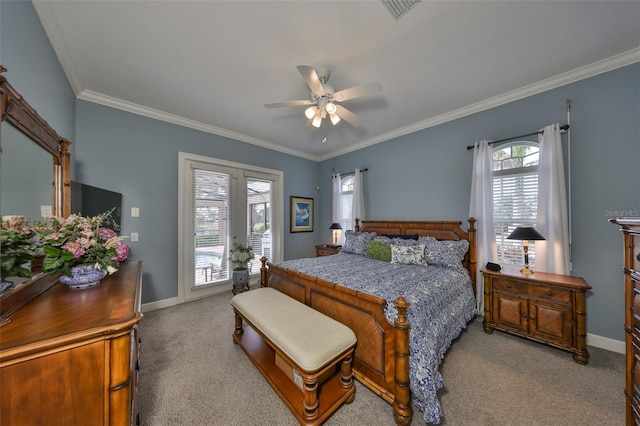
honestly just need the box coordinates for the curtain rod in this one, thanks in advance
[466,124,569,151]
[333,168,368,176]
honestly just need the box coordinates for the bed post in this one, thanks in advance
[260,256,268,288]
[467,217,477,297]
[355,218,360,232]
[393,296,412,426]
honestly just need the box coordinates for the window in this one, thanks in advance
[493,142,539,267]
[178,153,283,301]
[339,175,354,232]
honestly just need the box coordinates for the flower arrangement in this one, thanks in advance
[1,216,36,282]
[229,237,253,271]
[37,209,130,276]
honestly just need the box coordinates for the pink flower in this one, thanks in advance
[63,241,86,259]
[99,227,117,241]
[113,243,129,262]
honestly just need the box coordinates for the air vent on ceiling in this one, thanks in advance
[381,0,422,20]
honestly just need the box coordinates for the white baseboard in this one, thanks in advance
[142,297,179,313]
[587,333,625,354]
[141,283,258,313]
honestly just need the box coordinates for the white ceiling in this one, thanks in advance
[32,1,640,161]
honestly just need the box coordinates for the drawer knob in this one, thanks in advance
[530,316,536,321]
[521,313,527,318]
[506,284,512,288]
[546,291,552,296]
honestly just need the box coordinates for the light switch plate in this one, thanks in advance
[131,207,139,217]
[130,232,139,242]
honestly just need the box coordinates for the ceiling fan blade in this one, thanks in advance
[333,81,382,102]
[297,65,325,97]
[335,104,362,127]
[265,100,315,108]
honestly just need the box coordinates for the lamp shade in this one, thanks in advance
[329,222,342,230]
[507,226,545,241]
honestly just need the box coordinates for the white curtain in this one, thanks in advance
[331,173,342,243]
[469,140,497,314]
[353,168,365,224]
[536,124,570,274]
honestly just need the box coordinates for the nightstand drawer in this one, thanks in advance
[493,277,527,294]
[528,285,571,303]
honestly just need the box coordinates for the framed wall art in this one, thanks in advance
[290,196,313,233]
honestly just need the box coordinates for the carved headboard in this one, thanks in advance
[355,218,478,295]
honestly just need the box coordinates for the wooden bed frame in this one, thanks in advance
[259,218,477,426]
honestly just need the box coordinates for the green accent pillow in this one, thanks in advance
[365,240,392,262]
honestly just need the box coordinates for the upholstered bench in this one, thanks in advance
[231,287,357,425]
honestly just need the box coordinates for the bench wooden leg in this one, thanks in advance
[339,354,356,403]
[233,311,244,339]
[302,380,319,422]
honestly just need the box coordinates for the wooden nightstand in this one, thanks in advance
[315,244,341,257]
[482,267,591,364]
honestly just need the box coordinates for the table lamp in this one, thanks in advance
[329,223,342,246]
[506,226,545,274]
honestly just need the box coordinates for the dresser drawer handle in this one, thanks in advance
[546,291,552,296]
[506,284,512,288]
[521,313,527,318]
[530,316,536,321]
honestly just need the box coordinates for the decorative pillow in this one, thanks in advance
[365,240,392,262]
[424,239,469,268]
[418,235,437,245]
[382,233,418,240]
[390,244,427,266]
[374,235,419,247]
[342,230,377,256]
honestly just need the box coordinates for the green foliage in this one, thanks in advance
[1,216,35,280]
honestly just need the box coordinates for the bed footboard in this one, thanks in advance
[259,257,413,426]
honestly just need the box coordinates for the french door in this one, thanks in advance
[178,152,282,301]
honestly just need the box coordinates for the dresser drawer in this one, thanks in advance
[528,284,571,304]
[493,277,527,294]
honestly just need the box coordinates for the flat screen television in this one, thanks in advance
[70,181,123,229]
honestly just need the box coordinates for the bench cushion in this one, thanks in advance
[232,287,356,372]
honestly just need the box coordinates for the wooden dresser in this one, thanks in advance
[0,261,143,426]
[610,218,640,425]
[482,267,591,364]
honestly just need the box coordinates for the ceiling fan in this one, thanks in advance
[265,65,382,128]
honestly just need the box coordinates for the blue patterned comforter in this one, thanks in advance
[277,252,476,424]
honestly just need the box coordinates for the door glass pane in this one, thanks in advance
[247,178,272,271]
[193,169,230,286]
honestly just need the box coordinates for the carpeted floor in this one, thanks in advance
[138,291,624,425]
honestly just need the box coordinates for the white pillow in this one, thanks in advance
[390,244,427,266]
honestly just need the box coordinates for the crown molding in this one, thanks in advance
[32,1,84,96]
[318,47,640,161]
[77,90,318,161]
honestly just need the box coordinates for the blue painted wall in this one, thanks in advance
[3,0,639,341]
[0,0,76,157]
[319,64,640,341]
[75,101,319,302]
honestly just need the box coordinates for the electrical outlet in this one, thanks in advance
[41,205,53,217]
[131,207,139,217]
[130,232,139,242]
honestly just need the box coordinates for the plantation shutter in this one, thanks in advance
[493,167,538,265]
[191,163,234,286]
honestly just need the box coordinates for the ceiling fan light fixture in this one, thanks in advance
[325,102,337,115]
[329,113,341,125]
[311,115,322,128]
[304,106,318,119]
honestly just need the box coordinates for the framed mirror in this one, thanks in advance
[0,66,71,323]
[1,65,71,219]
